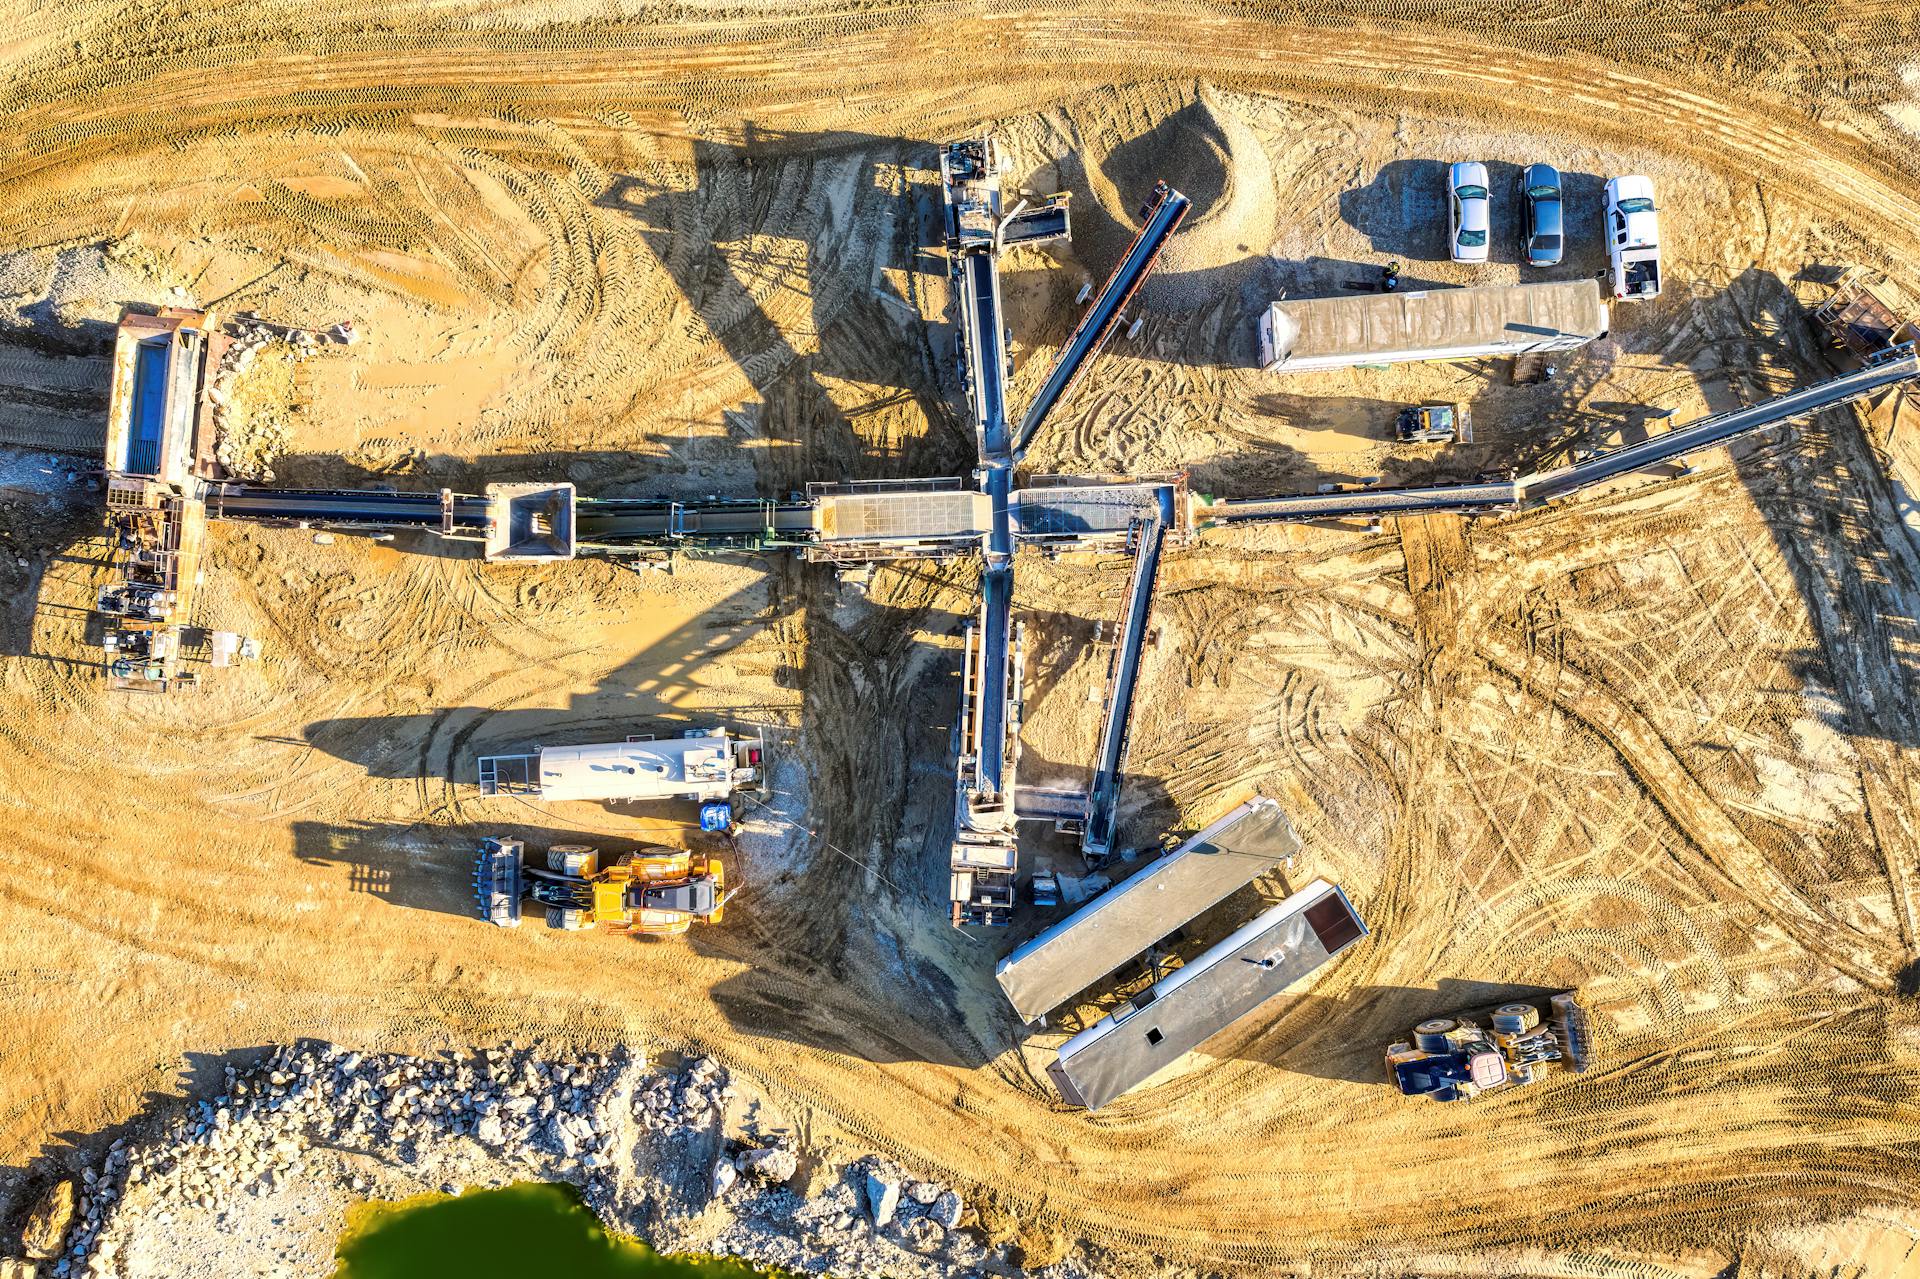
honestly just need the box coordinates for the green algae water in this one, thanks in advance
[332,1182,777,1279]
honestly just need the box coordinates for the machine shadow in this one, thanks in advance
[1718,266,1920,753]
[1206,978,1576,1084]
[293,550,1001,1062]
[0,314,130,661]
[592,126,971,489]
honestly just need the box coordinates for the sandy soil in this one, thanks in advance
[3,2,1920,1274]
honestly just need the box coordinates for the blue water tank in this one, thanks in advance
[699,802,733,832]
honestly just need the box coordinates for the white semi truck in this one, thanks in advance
[1604,176,1662,302]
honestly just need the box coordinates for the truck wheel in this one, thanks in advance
[548,845,598,876]
[545,907,589,931]
[1492,1003,1540,1034]
[1412,1018,1459,1052]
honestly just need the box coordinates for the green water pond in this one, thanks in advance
[332,1181,781,1279]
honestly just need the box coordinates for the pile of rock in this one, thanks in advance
[21,1043,649,1278]
[633,1056,733,1133]
[10,1042,1006,1279]
[208,313,358,481]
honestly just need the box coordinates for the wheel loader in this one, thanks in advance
[1385,989,1590,1102]
[473,839,727,937]
[1395,401,1472,444]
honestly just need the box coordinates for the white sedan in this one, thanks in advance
[1448,162,1491,263]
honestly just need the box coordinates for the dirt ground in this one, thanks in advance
[3,1,1920,1274]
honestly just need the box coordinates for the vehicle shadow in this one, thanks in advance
[1337,158,1611,277]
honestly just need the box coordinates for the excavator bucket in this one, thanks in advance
[474,838,525,927]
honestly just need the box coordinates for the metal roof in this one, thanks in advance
[1046,879,1368,1110]
[1261,279,1608,373]
[994,798,1301,1023]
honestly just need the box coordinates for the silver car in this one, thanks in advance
[1449,162,1490,263]
[1520,163,1564,266]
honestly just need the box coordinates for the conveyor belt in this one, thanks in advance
[1200,481,1515,525]
[1207,343,1920,528]
[956,252,1012,461]
[209,485,487,530]
[1012,183,1191,460]
[1520,345,1920,500]
[575,497,815,549]
[1082,511,1168,861]
[974,562,1014,798]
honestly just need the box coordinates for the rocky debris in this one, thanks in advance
[208,313,357,482]
[931,1189,964,1230]
[710,1158,738,1200]
[0,1259,40,1279]
[735,1146,797,1184]
[20,1180,73,1259]
[29,1042,1002,1279]
[865,1164,902,1227]
[634,1057,732,1133]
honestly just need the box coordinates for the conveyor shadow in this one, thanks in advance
[1715,267,1920,757]
[592,126,968,489]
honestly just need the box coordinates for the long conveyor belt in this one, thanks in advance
[1205,345,1920,528]
[574,497,817,550]
[1011,183,1191,461]
[1081,509,1169,862]
[208,485,488,531]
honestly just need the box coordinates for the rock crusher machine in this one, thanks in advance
[474,839,728,937]
[1386,991,1591,1101]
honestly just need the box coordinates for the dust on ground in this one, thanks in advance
[3,4,1920,1276]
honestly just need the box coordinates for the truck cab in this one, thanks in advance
[1604,176,1661,302]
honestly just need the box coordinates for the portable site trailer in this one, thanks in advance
[477,727,767,803]
[1046,878,1367,1110]
[996,798,1301,1023]
[1258,280,1609,374]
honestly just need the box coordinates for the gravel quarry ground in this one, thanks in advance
[4,1,1920,1276]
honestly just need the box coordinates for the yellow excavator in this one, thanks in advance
[474,839,728,937]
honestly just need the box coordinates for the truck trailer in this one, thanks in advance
[1258,279,1609,374]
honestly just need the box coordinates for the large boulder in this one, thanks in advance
[931,1190,964,1230]
[20,1180,74,1259]
[710,1159,738,1200]
[865,1169,901,1228]
[737,1147,797,1184]
[472,1114,506,1148]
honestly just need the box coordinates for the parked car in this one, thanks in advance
[1604,175,1661,301]
[1448,162,1491,263]
[1519,163,1563,266]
